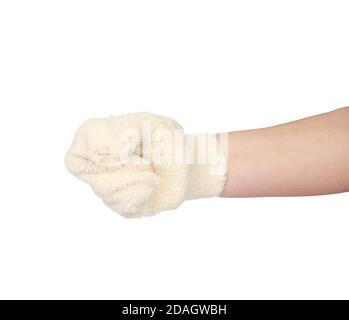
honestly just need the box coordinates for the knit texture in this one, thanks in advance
[65,112,227,218]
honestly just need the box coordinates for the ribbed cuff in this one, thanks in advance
[185,133,228,199]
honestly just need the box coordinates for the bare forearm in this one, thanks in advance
[220,107,349,197]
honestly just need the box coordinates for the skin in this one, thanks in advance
[220,107,349,197]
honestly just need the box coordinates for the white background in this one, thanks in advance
[0,0,349,299]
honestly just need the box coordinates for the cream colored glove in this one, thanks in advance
[65,113,227,218]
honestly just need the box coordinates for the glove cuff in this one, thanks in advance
[184,133,228,200]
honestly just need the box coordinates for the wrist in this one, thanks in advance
[185,133,228,199]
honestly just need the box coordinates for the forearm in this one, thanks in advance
[220,107,349,197]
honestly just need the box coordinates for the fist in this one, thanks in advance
[65,113,188,218]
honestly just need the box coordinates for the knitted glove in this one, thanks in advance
[65,112,227,218]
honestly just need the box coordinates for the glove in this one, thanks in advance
[65,112,228,218]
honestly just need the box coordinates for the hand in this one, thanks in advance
[65,113,189,218]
